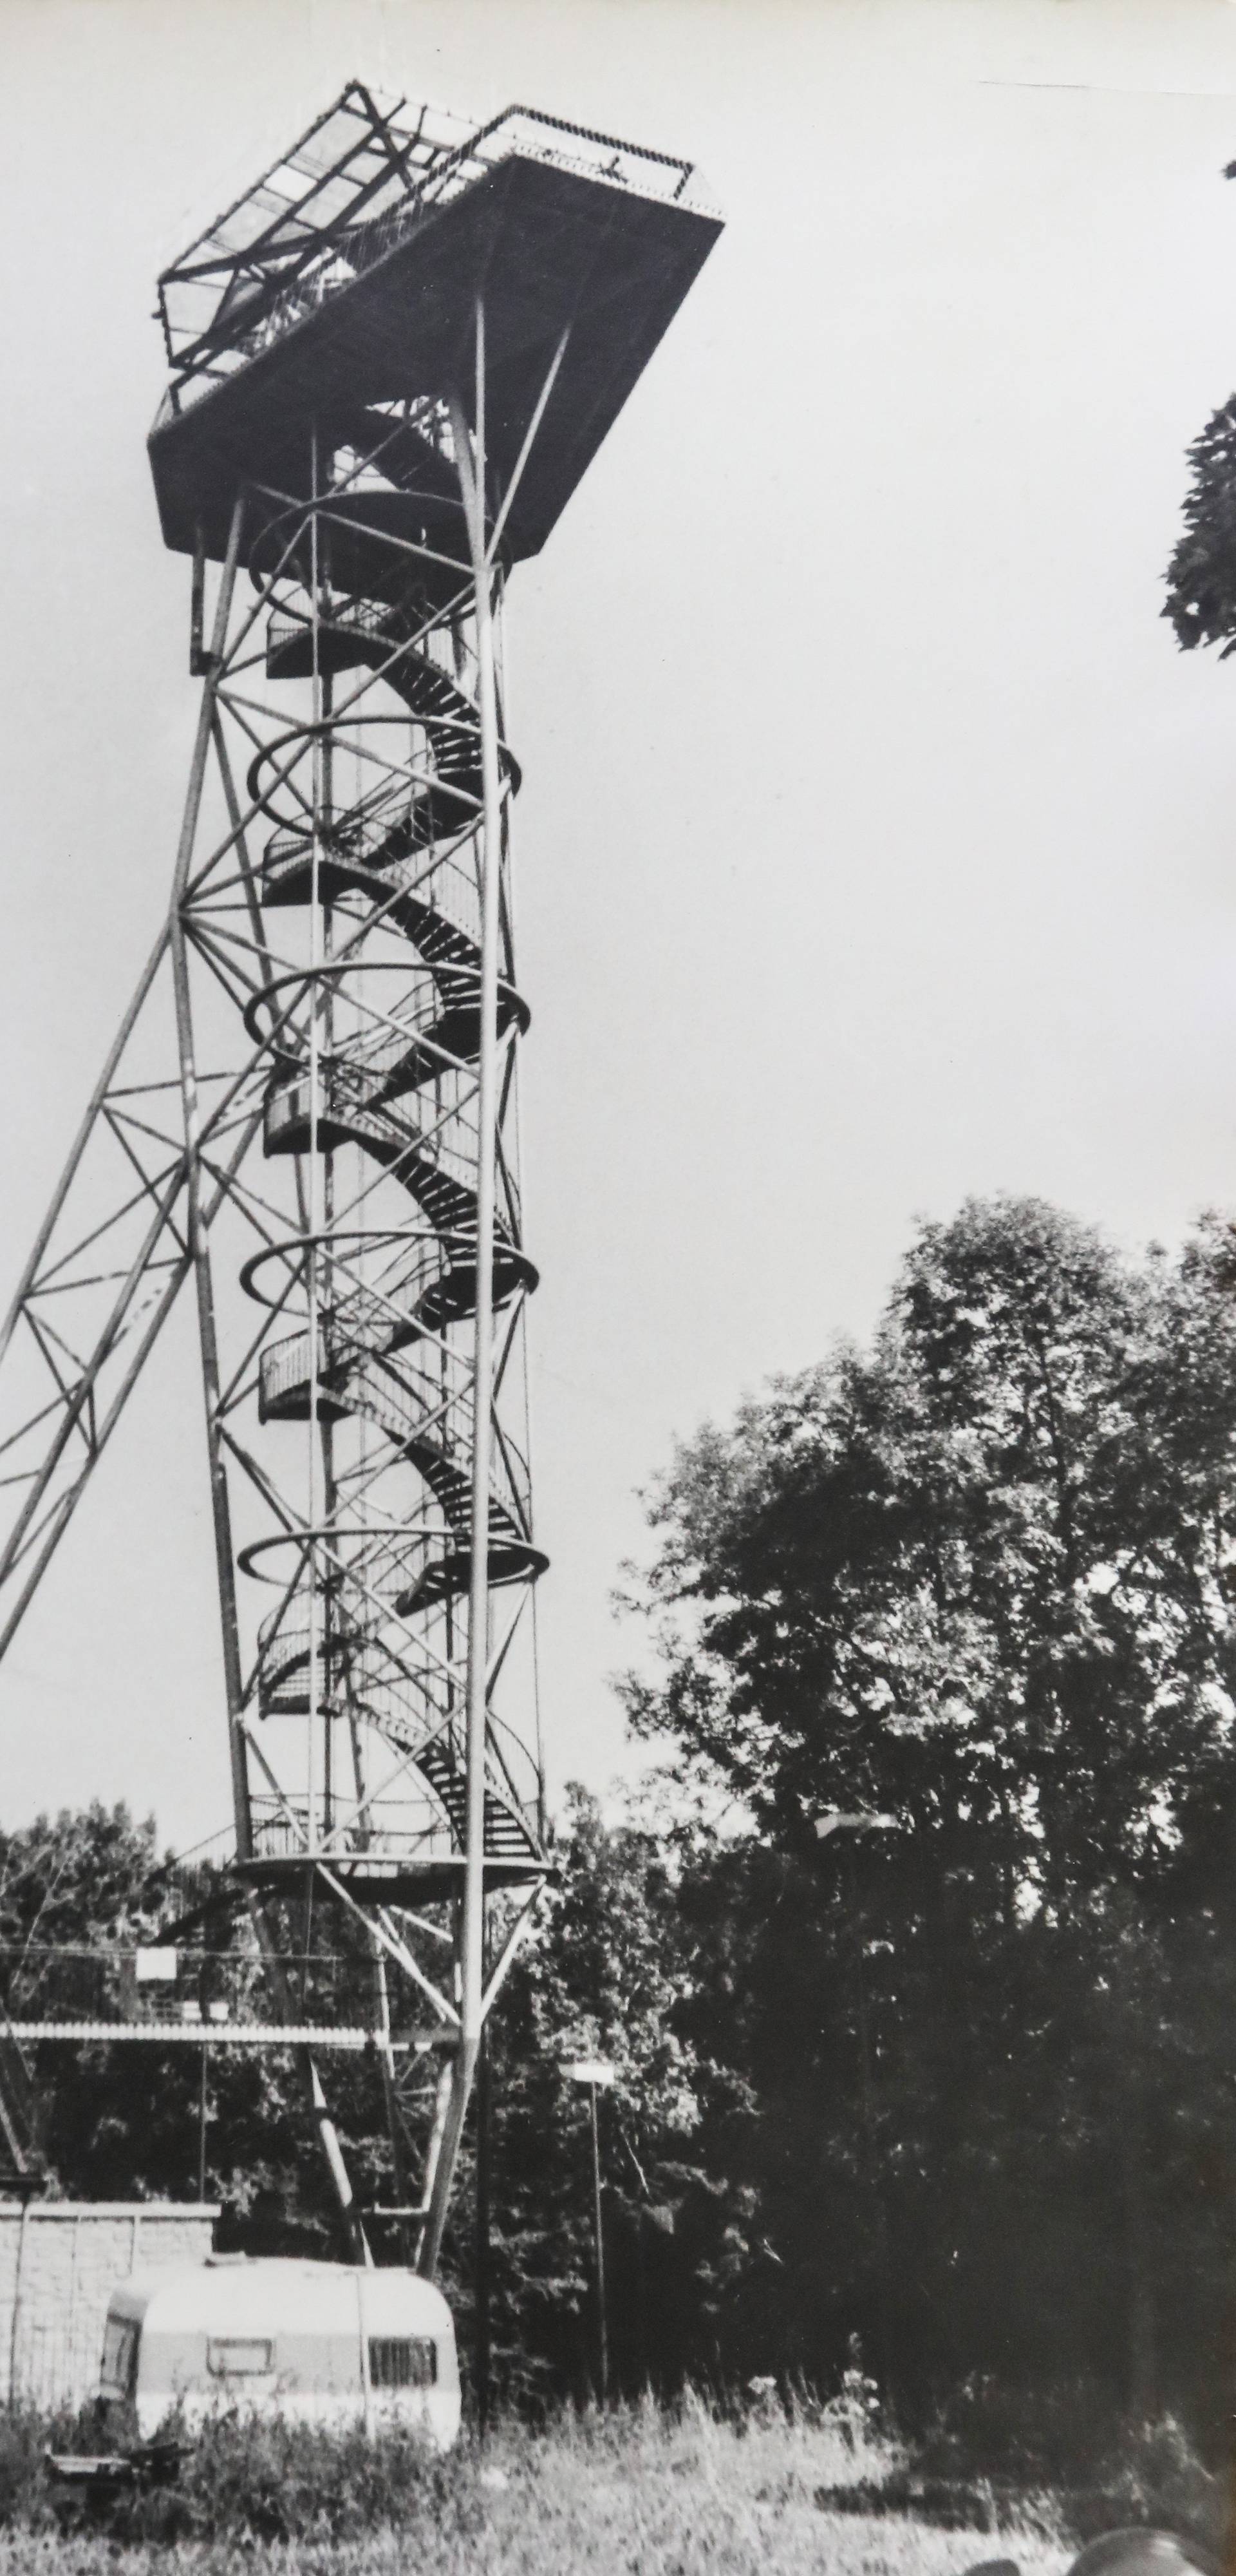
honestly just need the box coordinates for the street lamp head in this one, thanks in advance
[813,1810,899,1842]
[563,2058,616,2088]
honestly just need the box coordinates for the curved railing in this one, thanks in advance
[240,478,545,1872]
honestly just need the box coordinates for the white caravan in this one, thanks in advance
[98,2256,460,2448]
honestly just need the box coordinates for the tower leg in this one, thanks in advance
[420,306,504,2279]
[169,496,253,1861]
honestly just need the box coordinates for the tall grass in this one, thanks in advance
[0,2387,1080,2574]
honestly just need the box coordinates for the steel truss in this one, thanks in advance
[0,355,554,2266]
[0,80,720,2272]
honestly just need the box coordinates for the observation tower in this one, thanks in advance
[0,84,721,2262]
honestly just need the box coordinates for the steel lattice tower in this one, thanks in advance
[0,84,720,2262]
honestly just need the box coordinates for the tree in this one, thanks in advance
[619,1199,1236,2426]
[10,1196,1236,2433]
[1164,393,1236,653]
[0,1804,209,2200]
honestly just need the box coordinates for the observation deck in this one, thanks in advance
[148,81,722,569]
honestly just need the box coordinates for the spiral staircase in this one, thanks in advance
[237,462,547,1890]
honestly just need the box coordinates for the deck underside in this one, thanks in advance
[149,154,721,567]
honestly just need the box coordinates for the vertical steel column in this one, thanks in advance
[420,307,503,2277]
[588,2078,608,2405]
[169,495,252,1859]
[307,434,323,1855]
[498,571,548,1846]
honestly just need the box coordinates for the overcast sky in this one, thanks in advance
[2,0,1236,1849]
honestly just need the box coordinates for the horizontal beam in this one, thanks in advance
[5,2021,408,2051]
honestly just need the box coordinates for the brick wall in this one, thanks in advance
[0,2202,218,2409]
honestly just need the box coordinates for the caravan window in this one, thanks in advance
[207,2337,274,2377]
[369,2336,436,2390]
[101,2316,138,2397]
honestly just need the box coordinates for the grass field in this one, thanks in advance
[0,2396,1076,2576]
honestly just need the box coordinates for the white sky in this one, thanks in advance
[1,0,1236,1848]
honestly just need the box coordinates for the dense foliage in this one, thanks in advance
[1163,393,1236,652]
[8,1200,1236,2445]
[617,1199,1236,2435]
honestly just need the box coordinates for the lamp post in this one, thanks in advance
[563,2058,615,2403]
[812,1807,898,2389]
[474,2018,492,2441]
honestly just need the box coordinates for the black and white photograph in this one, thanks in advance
[0,1,1233,2567]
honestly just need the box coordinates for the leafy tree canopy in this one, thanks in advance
[8,1204,1236,2430]
[615,1202,1236,2424]
[1164,393,1236,652]
[621,1198,1236,1922]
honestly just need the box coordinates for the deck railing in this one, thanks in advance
[159,95,713,406]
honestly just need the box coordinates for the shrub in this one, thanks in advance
[903,2383,1224,2561]
[33,2410,480,2548]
